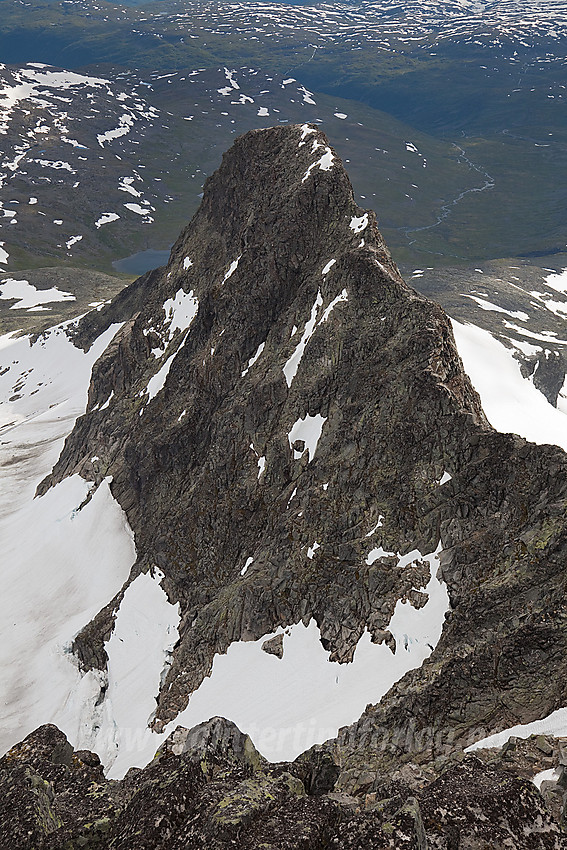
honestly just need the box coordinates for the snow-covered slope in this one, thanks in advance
[103,546,448,778]
[0,320,135,756]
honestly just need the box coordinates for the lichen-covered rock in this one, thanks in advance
[3,723,566,848]
[0,725,119,848]
[262,633,284,659]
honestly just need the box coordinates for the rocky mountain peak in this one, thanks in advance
[4,124,567,846]
[39,124,491,727]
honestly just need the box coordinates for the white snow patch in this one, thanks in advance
[95,212,120,228]
[440,471,452,485]
[99,390,114,411]
[118,176,141,198]
[350,213,369,234]
[183,257,193,270]
[89,569,180,778]
[145,349,178,404]
[241,557,254,577]
[0,278,75,310]
[33,159,74,172]
[222,256,241,284]
[307,542,320,559]
[162,288,198,340]
[319,289,348,324]
[366,546,396,565]
[365,516,384,537]
[283,290,322,386]
[302,148,334,182]
[241,342,265,377]
[533,768,560,790]
[298,85,316,105]
[322,259,336,276]
[466,706,567,753]
[463,294,529,321]
[97,113,135,147]
[544,267,567,295]
[283,288,347,386]
[156,545,449,764]
[223,68,240,90]
[0,322,132,759]
[257,456,266,479]
[288,414,327,462]
[124,203,153,219]
[299,124,316,143]
[65,235,83,250]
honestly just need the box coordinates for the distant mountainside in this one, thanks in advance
[1,0,566,277]
[2,125,567,847]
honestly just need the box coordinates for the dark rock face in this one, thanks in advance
[519,348,566,407]
[11,124,567,843]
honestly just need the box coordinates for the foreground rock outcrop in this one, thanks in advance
[4,124,567,844]
[1,720,566,848]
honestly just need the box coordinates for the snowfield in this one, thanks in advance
[0,321,135,758]
[452,316,567,452]
[104,545,449,778]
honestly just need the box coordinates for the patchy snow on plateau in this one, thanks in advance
[97,113,135,147]
[544,267,567,295]
[0,278,75,310]
[95,212,120,229]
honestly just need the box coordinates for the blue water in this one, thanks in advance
[112,248,171,275]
